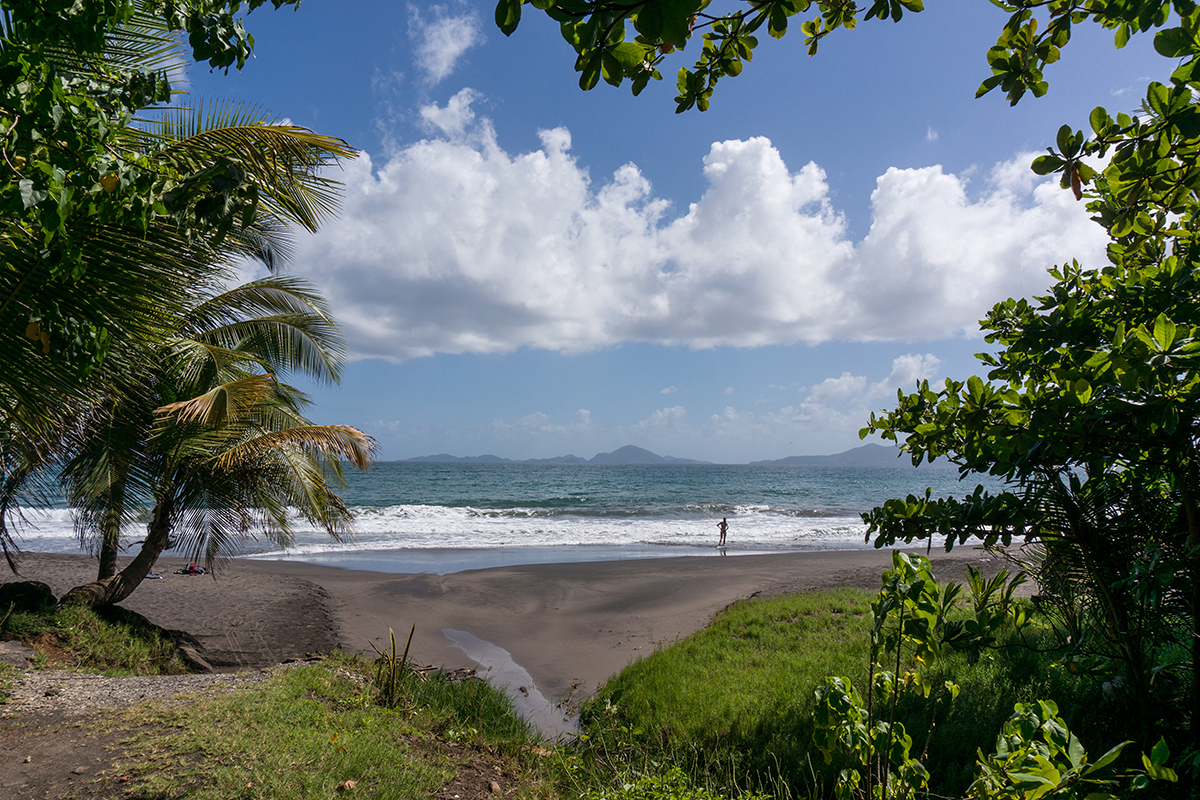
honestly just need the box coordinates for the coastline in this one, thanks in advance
[6,547,1006,731]
[245,543,839,575]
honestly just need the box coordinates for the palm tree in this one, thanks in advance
[57,275,375,608]
[1,4,369,589]
[1,1,341,413]
[0,0,353,509]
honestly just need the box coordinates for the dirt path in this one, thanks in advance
[0,669,280,799]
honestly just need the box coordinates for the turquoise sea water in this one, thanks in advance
[19,462,1003,572]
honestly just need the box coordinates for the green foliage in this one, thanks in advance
[817,555,1179,799]
[372,624,415,708]
[852,4,1200,744]
[38,274,376,609]
[495,2,1198,113]
[1,2,360,589]
[494,0,922,112]
[812,674,932,800]
[859,243,1200,747]
[813,552,1029,800]
[968,701,1176,799]
[899,626,1103,794]
[0,1,344,398]
[576,568,1143,799]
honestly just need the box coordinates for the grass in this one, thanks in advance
[1,604,188,675]
[571,588,1106,800]
[112,654,550,799]
[897,629,1104,793]
[571,588,875,798]
[0,660,16,703]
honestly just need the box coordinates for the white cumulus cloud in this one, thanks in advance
[291,94,1109,362]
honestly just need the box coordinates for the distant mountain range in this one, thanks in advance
[400,443,941,467]
[749,443,939,468]
[402,444,710,465]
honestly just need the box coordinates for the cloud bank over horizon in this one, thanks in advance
[293,91,1108,363]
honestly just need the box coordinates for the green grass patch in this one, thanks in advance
[576,766,774,800]
[114,655,547,799]
[0,661,16,703]
[2,604,188,675]
[576,589,875,798]
[576,589,1105,799]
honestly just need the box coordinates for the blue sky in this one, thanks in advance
[187,1,1164,463]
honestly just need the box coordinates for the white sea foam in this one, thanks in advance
[8,502,872,557]
[251,503,871,557]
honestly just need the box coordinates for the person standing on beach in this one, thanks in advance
[718,517,728,547]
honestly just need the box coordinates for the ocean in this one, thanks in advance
[13,462,1002,574]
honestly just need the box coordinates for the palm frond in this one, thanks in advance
[145,104,356,232]
[184,276,337,331]
[157,373,280,427]
[162,338,265,395]
[34,2,187,84]
[183,276,345,383]
[213,424,375,473]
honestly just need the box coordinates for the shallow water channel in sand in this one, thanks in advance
[442,629,579,740]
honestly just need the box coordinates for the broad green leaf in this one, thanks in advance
[634,2,665,40]
[495,0,522,36]
[1142,752,1179,781]
[1154,314,1177,351]
[579,52,602,90]
[1115,22,1131,48]
[1007,771,1055,786]
[611,42,647,71]
[19,179,49,208]
[1055,124,1079,157]
[1066,732,1085,769]
[601,51,623,87]
[1150,736,1170,767]
[1032,154,1064,175]
[1154,27,1195,58]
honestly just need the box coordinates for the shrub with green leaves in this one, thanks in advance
[968,700,1177,799]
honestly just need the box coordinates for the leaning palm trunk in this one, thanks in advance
[59,493,175,608]
[96,491,127,580]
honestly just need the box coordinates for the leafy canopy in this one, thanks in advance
[0,0,322,400]
[494,1,1193,113]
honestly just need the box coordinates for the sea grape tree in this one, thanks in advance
[494,2,1195,113]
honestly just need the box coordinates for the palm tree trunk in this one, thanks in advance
[96,515,119,580]
[96,477,125,581]
[60,494,174,608]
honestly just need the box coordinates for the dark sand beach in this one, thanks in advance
[7,547,1005,709]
